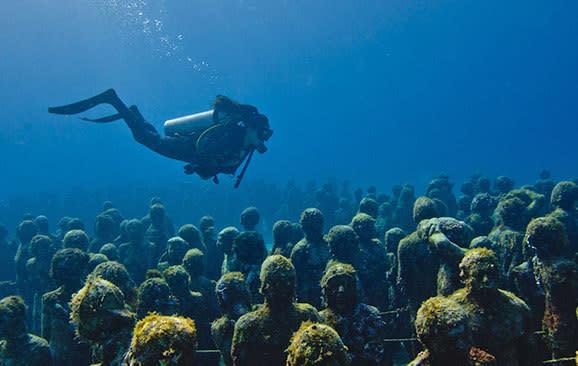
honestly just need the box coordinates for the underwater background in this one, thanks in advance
[1,0,577,235]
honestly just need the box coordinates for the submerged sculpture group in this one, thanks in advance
[0,172,576,365]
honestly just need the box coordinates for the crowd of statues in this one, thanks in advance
[0,171,576,365]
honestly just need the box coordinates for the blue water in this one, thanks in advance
[1,0,577,229]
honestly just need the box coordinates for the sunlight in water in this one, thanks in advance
[95,0,218,81]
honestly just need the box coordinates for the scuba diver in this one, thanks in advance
[48,89,273,187]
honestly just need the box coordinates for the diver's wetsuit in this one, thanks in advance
[127,108,248,178]
[127,112,198,163]
[49,89,250,179]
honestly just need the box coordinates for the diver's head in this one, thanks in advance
[244,114,273,153]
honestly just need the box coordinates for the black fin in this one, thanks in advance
[79,113,123,123]
[48,88,117,115]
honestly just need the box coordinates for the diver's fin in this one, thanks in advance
[78,104,140,123]
[48,88,118,115]
[79,113,123,123]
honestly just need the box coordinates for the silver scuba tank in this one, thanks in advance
[163,110,215,136]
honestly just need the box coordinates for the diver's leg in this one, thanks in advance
[49,89,142,129]
[127,106,196,163]
[50,90,195,163]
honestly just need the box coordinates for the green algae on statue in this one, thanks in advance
[286,322,351,366]
[448,248,534,366]
[409,296,496,366]
[319,263,389,366]
[232,255,321,366]
[526,217,578,361]
[124,314,197,366]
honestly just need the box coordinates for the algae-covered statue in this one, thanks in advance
[0,296,53,366]
[124,314,197,366]
[42,248,91,366]
[286,322,352,366]
[70,278,136,366]
[319,263,389,366]
[525,217,578,361]
[49,89,272,185]
[232,255,321,366]
[91,261,138,310]
[448,248,534,366]
[409,296,496,366]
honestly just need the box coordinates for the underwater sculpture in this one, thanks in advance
[49,89,272,185]
[216,226,240,276]
[136,277,176,319]
[144,204,170,260]
[397,216,469,327]
[0,296,52,366]
[14,220,38,305]
[88,213,117,253]
[70,278,136,365]
[200,215,223,281]
[320,263,389,366]
[91,261,138,309]
[232,255,321,366]
[409,296,496,366]
[212,272,252,366]
[124,314,197,366]
[525,217,578,361]
[350,213,390,310]
[42,248,91,366]
[99,243,119,262]
[270,220,298,257]
[326,225,361,270]
[240,207,260,231]
[286,322,352,366]
[162,265,205,321]
[157,236,189,273]
[547,181,578,256]
[227,231,267,303]
[178,224,207,253]
[291,208,330,309]
[448,248,533,366]
[62,229,90,251]
[119,219,156,284]
[25,235,54,334]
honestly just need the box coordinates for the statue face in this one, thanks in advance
[324,274,357,313]
[465,260,499,293]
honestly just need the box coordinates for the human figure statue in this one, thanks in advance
[291,208,330,309]
[0,296,53,366]
[232,255,321,366]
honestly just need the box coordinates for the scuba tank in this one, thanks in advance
[163,110,214,136]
